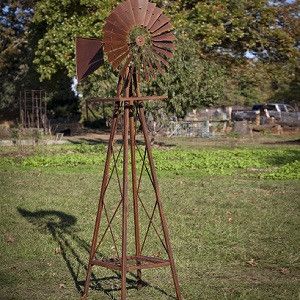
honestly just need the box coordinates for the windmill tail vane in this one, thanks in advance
[75,1,182,300]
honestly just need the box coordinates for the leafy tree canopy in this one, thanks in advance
[176,0,299,61]
[1,0,299,119]
[32,0,299,80]
[0,0,34,110]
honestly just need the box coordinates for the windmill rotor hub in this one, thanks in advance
[136,35,146,47]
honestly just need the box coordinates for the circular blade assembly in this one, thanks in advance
[103,0,175,80]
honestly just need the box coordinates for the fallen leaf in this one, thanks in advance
[227,211,233,223]
[153,251,161,257]
[5,233,15,244]
[59,283,66,289]
[280,267,290,275]
[246,258,257,267]
[55,247,62,254]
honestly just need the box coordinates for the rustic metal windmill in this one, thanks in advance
[76,1,181,299]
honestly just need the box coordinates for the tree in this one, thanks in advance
[8,0,298,122]
[175,0,299,61]
[144,35,228,117]
[0,0,34,111]
[32,0,119,81]
[0,0,79,119]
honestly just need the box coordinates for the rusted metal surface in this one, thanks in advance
[147,6,163,29]
[108,11,131,32]
[82,78,123,299]
[80,1,181,300]
[75,1,175,82]
[144,2,156,26]
[121,82,130,300]
[75,37,104,82]
[155,53,170,67]
[152,31,176,42]
[82,71,182,300]
[138,99,182,300]
[153,40,176,50]
[149,14,170,33]
[92,255,171,272]
[152,22,173,36]
[87,95,168,103]
[101,0,175,79]
[103,20,127,35]
[153,46,174,59]
[111,50,130,69]
[129,93,142,288]
[135,0,149,25]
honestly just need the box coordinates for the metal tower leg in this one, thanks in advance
[82,75,123,299]
[121,101,130,300]
[138,104,183,300]
[129,103,142,289]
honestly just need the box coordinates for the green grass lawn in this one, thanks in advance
[0,136,299,300]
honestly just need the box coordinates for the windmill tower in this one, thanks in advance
[76,1,182,299]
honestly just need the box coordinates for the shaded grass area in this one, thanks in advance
[0,138,299,299]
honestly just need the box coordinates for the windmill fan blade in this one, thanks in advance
[137,0,149,25]
[153,46,174,59]
[104,20,127,36]
[116,2,136,29]
[108,6,131,34]
[152,32,176,42]
[143,2,156,27]
[154,52,170,68]
[129,0,138,24]
[128,0,148,26]
[152,22,173,37]
[153,41,176,51]
[106,14,128,33]
[76,37,104,82]
[150,14,170,33]
[109,11,131,32]
[111,50,130,69]
[104,38,126,48]
[126,0,137,25]
[106,46,129,59]
[146,7,162,29]
[104,42,128,53]
[154,60,165,75]
[103,29,128,42]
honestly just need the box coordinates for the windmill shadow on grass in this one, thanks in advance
[17,208,175,299]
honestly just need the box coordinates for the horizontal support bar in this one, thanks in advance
[92,256,171,272]
[128,261,171,271]
[135,255,169,263]
[92,259,122,271]
[87,95,168,104]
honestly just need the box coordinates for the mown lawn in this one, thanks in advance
[0,135,299,300]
